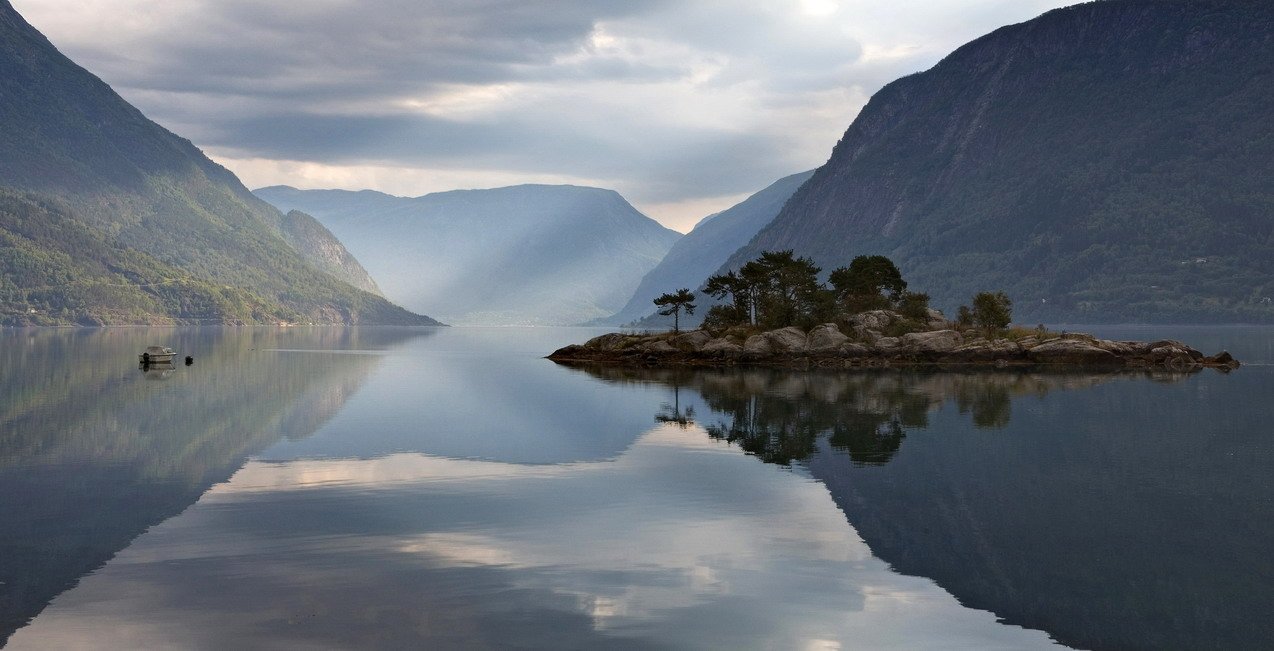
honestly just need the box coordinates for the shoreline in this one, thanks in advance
[547,322,1241,371]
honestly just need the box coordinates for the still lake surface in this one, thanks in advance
[1,325,1272,649]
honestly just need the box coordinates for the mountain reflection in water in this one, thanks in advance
[0,327,432,644]
[571,365,1274,651]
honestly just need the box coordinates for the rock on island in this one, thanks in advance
[549,310,1239,370]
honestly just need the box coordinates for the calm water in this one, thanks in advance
[1,326,1272,649]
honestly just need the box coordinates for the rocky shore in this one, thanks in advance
[549,310,1239,370]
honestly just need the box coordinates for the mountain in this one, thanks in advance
[0,1,436,326]
[277,210,382,296]
[724,0,1274,324]
[255,184,681,325]
[596,170,815,326]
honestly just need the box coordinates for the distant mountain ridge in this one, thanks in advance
[0,0,434,325]
[596,170,815,326]
[725,0,1274,323]
[255,184,681,325]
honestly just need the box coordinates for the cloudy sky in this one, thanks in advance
[14,0,1076,231]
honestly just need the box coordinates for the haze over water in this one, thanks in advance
[2,326,1271,649]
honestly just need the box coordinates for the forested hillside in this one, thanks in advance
[0,0,436,325]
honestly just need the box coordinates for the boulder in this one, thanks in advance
[945,339,1020,362]
[1028,339,1121,365]
[549,344,586,358]
[853,326,883,343]
[900,329,963,353]
[639,340,677,354]
[1206,351,1239,368]
[807,323,850,353]
[743,334,773,355]
[1131,339,1188,356]
[1015,336,1040,349]
[702,338,743,357]
[925,308,948,330]
[850,310,897,331]
[874,336,901,351]
[671,330,713,352]
[839,343,873,358]
[1093,339,1137,356]
[764,327,808,353]
[584,332,638,351]
[1148,345,1189,362]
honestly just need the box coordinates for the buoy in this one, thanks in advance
[185,356,194,366]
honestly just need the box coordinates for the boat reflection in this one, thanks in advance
[0,327,432,644]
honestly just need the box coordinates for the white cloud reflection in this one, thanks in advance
[8,424,1060,649]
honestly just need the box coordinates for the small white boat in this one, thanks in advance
[139,346,176,363]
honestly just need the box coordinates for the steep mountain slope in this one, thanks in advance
[726,0,1274,323]
[597,170,814,326]
[255,184,681,325]
[278,210,382,296]
[0,0,434,325]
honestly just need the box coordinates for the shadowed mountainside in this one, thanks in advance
[725,0,1274,324]
[0,1,434,325]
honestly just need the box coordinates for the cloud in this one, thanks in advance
[11,0,1080,229]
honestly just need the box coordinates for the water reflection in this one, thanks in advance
[8,429,1059,650]
[8,327,1269,649]
[570,364,1274,650]
[0,327,432,644]
[576,367,1196,467]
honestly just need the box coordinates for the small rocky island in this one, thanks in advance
[549,309,1239,370]
[554,253,1240,371]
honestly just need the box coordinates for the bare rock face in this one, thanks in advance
[807,323,850,353]
[900,329,963,353]
[764,327,809,353]
[1027,339,1121,365]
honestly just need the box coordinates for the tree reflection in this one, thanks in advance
[655,385,696,429]
[955,382,1012,429]
[565,366,1195,468]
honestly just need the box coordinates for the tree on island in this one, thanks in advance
[705,252,921,330]
[968,291,1013,332]
[695,250,1015,336]
[829,255,907,312]
[654,288,696,333]
[704,250,824,329]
